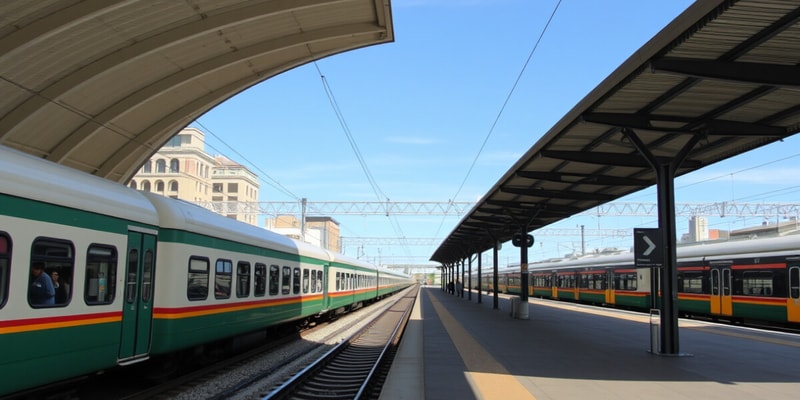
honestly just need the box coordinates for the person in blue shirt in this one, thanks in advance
[30,262,55,306]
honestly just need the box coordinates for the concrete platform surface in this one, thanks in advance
[380,286,800,400]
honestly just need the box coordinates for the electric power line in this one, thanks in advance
[437,0,563,237]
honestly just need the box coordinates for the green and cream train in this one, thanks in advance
[478,235,800,326]
[0,145,413,396]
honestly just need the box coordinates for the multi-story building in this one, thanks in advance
[265,215,342,253]
[129,127,259,226]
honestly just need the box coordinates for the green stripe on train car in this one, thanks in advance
[0,322,120,395]
[677,298,709,314]
[158,229,328,265]
[150,299,324,354]
[533,288,551,297]
[578,292,605,304]
[614,294,651,309]
[732,303,786,323]
[0,193,154,233]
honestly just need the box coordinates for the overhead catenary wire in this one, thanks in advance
[314,61,413,261]
[435,0,563,239]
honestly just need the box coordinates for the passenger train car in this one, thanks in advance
[476,235,800,326]
[0,145,414,396]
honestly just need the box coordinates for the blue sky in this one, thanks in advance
[194,0,800,268]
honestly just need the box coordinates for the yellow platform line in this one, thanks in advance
[427,291,536,400]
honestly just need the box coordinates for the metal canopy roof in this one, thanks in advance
[0,0,393,183]
[432,0,800,264]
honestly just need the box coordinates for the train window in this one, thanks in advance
[281,266,291,295]
[237,262,251,298]
[215,259,232,299]
[85,245,117,305]
[722,269,731,296]
[30,238,74,308]
[187,257,209,300]
[269,265,279,295]
[678,271,705,294]
[254,263,266,297]
[711,270,719,295]
[790,267,800,299]
[0,232,10,309]
[614,272,637,291]
[311,269,317,293]
[126,249,138,304]
[317,271,323,292]
[142,250,153,302]
[293,268,301,294]
[742,271,773,296]
[336,272,341,290]
[302,269,309,293]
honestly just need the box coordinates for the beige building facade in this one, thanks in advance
[129,127,259,226]
[265,215,342,253]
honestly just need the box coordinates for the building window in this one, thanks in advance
[143,161,152,173]
[142,181,151,192]
[213,183,223,193]
[169,180,178,191]
[170,159,180,173]
[228,183,238,193]
[129,180,137,190]
[156,159,166,173]
[155,180,164,192]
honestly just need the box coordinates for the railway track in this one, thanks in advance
[15,288,419,400]
[263,289,417,400]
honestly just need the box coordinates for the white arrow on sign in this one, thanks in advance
[643,235,656,256]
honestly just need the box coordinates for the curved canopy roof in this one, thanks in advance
[432,0,800,264]
[0,0,393,183]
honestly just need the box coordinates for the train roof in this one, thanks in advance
[677,234,800,262]
[0,145,158,226]
[142,192,331,261]
[377,267,411,278]
[505,235,800,273]
[327,250,378,271]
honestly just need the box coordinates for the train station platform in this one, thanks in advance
[379,286,800,400]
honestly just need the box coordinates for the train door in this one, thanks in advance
[606,269,615,305]
[118,230,157,362]
[788,263,800,323]
[322,264,331,310]
[551,272,557,298]
[709,264,732,317]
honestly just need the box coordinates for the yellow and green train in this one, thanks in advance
[0,145,413,397]
[477,235,800,326]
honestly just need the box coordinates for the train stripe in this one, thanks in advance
[152,295,324,319]
[0,311,121,334]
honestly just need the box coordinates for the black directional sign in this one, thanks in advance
[634,228,663,267]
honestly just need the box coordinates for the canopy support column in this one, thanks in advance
[623,128,700,355]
